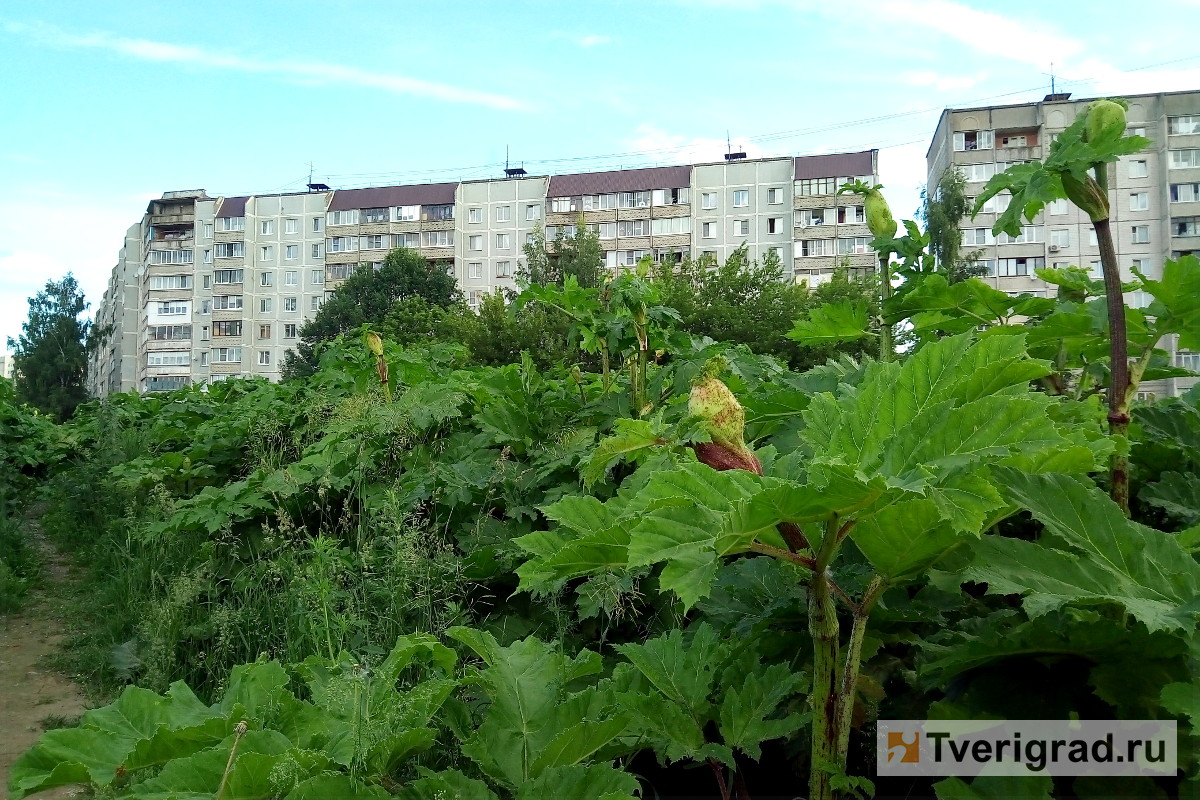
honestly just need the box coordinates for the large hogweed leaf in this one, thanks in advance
[447,627,630,790]
[966,470,1200,633]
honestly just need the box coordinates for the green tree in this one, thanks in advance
[921,167,986,282]
[7,274,91,421]
[282,248,459,377]
[438,291,576,367]
[519,217,603,289]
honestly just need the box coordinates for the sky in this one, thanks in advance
[3,0,1200,351]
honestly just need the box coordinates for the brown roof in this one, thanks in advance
[548,165,692,197]
[329,182,458,211]
[794,150,876,180]
[216,196,248,217]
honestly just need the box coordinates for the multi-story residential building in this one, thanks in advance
[0,354,13,382]
[927,89,1200,398]
[89,149,880,396]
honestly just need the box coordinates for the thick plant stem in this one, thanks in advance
[836,575,885,760]
[1094,217,1131,515]
[807,518,844,800]
[877,253,893,362]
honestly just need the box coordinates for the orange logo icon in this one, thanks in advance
[887,731,920,763]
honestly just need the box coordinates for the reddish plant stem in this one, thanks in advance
[1094,216,1131,515]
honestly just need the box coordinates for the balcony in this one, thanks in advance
[149,211,195,226]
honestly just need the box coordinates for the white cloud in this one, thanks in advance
[869,1,1082,68]
[628,124,771,164]
[1,20,528,111]
[901,70,986,92]
[577,34,611,47]
[877,142,933,221]
[1073,59,1200,95]
[0,193,141,350]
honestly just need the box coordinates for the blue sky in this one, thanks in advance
[3,0,1199,350]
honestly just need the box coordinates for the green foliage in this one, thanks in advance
[283,248,459,377]
[7,273,92,421]
[921,167,988,282]
[519,220,604,289]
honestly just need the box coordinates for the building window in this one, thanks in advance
[201,300,211,314]
[259,324,271,339]
[997,256,1044,277]
[285,245,297,260]
[550,197,576,213]
[496,233,511,249]
[214,269,244,284]
[1048,198,1069,215]
[261,220,274,235]
[362,208,388,223]
[312,217,323,232]
[149,275,193,290]
[1088,228,1098,246]
[617,220,648,237]
[619,191,651,209]
[733,219,749,236]
[329,210,359,226]
[398,232,420,248]
[838,206,866,224]
[1050,229,1070,248]
[650,217,690,235]
[201,326,209,341]
[261,272,274,287]
[1130,193,1149,212]
[467,262,482,279]
[199,352,208,366]
[310,269,324,284]
[468,208,482,224]
[260,246,274,261]
[701,192,718,209]
[258,351,271,366]
[156,301,188,316]
[213,347,242,363]
[1174,216,1200,237]
[732,189,749,207]
[311,296,321,311]
[769,246,784,260]
[838,237,872,255]
[328,236,356,253]
[219,216,245,232]
[312,243,322,259]
[284,297,298,311]
[496,205,511,222]
[203,222,213,239]
[799,239,835,256]
[702,222,715,238]
[1170,183,1200,203]
[422,231,453,248]
[496,261,511,278]
[203,249,212,263]
[395,205,419,222]
[797,178,838,196]
[260,298,272,312]
[1132,225,1150,244]
[215,242,245,258]
[799,208,829,227]
[1129,160,1149,179]
[150,249,194,265]
[284,324,297,338]
[469,235,483,251]
[203,275,212,289]
[146,351,190,366]
[767,218,781,234]
[285,218,298,234]
[767,188,783,204]
[953,130,994,151]
[1131,257,1151,274]
[213,320,242,337]
[597,222,616,239]
[1168,116,1200,135]
[996,226,1043,244]
[525,204,541,221]
[213,295,243,310]
[1169,149,1200,169]
[363,234,387,250]
[284,270,298,286]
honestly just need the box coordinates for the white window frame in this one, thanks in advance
[732,189,749,207]
[468,207,482,224]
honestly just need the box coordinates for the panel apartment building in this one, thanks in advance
[927,89,1200,398]
[89,149,880,397]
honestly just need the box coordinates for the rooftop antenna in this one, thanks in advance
[723,130,747,161]
[1050,62,1055,95]
[306,162,330,192]
[504,144,527,177]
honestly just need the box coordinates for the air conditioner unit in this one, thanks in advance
[1048,245,1061,253]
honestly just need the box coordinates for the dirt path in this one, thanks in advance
[0,513,87,797]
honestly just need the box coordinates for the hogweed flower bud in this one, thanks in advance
[1084,99,1127,144]
[688,365,762,475]
[365,331,384,357]
[865,188,898,240]
[1061,171,1110,222]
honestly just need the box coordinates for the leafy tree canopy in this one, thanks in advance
[7,273,92,421]
[282,248,459,378]
[921,167,988,283]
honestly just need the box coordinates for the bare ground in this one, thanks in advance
[0,514,87,797]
